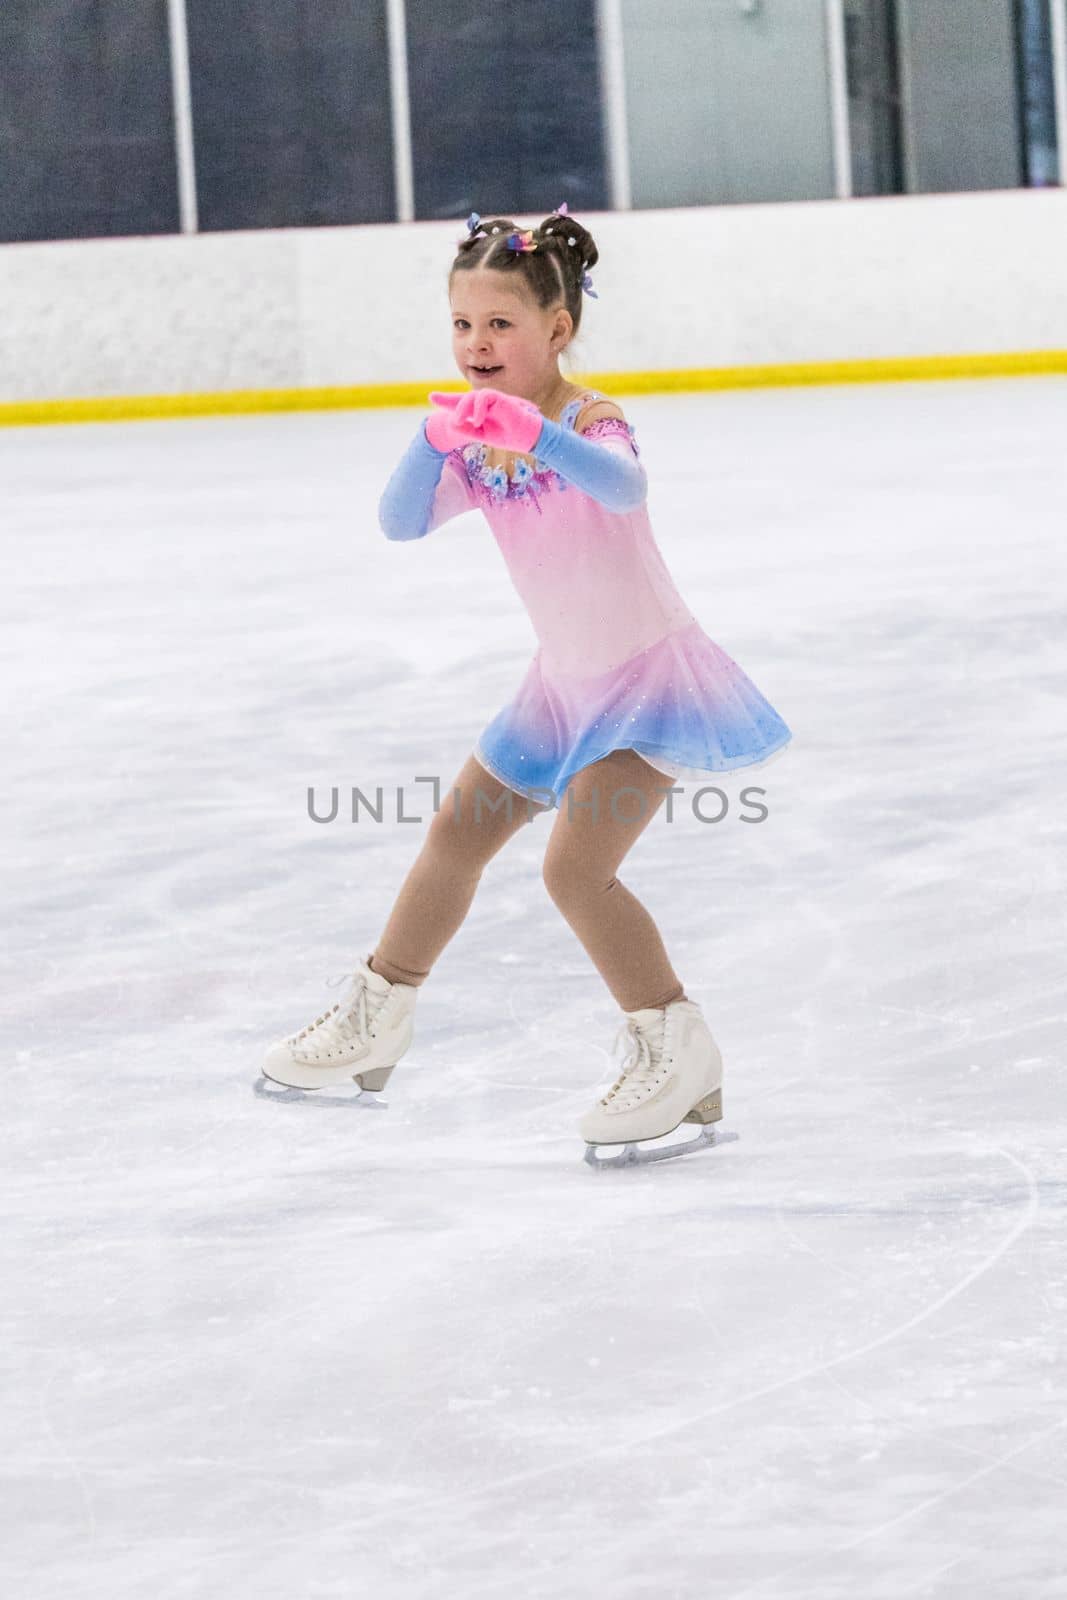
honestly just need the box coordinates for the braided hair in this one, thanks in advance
[450,209,600,345]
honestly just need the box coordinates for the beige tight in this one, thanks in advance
[369,749,687,1014]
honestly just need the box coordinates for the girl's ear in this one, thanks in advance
[550,307,574,351]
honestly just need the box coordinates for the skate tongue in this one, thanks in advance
[625,1006,666,1028]
[358,954,392,994]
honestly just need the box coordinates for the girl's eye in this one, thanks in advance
[453,319,510,329]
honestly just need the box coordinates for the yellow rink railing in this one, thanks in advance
[2,348,1066,427]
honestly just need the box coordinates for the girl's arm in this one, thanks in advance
[377,421,476,541]
[533,416,648,513]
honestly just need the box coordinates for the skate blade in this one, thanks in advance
[583,1122,737,1170]
[253,1075,388,1110]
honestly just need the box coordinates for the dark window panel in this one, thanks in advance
[895,0,1023,193]
[0,0,178,244]
[1013,0,1058,185]
[405,0,607,222]
[185,0,395,232]
[844,0,905,197]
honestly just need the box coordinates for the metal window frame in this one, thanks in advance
[166,0,198,234]
[387,0,415,221]
[826,0,853,197]
[597,0,632,211]
[1052,0,1067,181]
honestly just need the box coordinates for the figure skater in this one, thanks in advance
[261,204,792,1164]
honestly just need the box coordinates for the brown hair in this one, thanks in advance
[449,210,600,352]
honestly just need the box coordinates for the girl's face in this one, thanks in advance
[449,269,571,400]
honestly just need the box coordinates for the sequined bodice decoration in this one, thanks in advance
[458,393,641,509]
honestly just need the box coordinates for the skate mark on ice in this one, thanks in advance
[37,1362,98,1543]
[807,1355,1067,1514]
[348,1141,1039,1531]
[767,1076,918,1270]
[773,1195,867,1285]
[896,1553,968,1598]
[721,1409,1067,1600]
[379,1242,597,1500]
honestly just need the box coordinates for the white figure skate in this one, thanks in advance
[258,953,418,1098]
[580,998,724,1169]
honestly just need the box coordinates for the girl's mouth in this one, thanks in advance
[469,365,503,379]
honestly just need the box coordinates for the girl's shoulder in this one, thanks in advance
[561,388,629,434]
[561,389,640,462]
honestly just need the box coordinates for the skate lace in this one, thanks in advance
[288,968,383,1058]
[601,1012,669,1111]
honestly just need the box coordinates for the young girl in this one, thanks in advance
[262,204,791,1165]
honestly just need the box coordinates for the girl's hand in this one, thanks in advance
[424,404,471,454]
[427,388,545,454]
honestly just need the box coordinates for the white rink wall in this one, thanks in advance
[2,187,1066,404]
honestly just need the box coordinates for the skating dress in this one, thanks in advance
[421,389,792,809]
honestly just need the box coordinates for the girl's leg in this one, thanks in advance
[541,748,688,1013]
[369,754,550,987]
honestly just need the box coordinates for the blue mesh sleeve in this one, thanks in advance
[378,421,474,541]
[531,417,648,513]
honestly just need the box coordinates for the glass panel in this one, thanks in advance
[895,0,1024,192]
[844,0,905,196]
[1013,0,1059,185]
[621,0,836,207]
[0,0,177,243]
[405,0,607,221]
[185,0,395,231]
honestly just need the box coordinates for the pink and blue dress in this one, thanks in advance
[382,388,792,809]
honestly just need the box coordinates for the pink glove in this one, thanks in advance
[427,387,545,454]
[424,403,471,454]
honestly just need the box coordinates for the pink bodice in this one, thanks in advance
[427,396,696,679]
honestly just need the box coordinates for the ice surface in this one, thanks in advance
[2,381,1066,1598]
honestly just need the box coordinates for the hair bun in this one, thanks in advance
[449,207,601,327]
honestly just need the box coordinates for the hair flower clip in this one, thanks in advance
[458,210,487,244]
[581,271,598,299]
[506,228,538,254]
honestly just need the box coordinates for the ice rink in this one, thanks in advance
[4,379,1066,1598]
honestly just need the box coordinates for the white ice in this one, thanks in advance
[3,380,1066,1599]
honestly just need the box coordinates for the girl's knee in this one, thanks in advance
[541,847,616,906]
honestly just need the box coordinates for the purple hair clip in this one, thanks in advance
[553,201,597,296]
[458,210,486,245]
